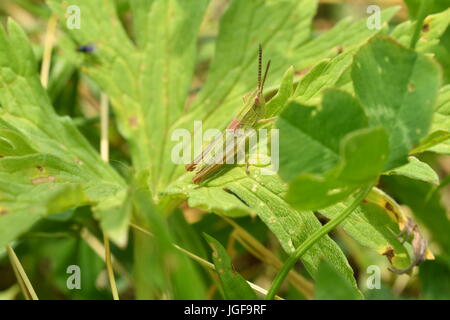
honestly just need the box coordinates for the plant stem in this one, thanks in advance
[99,93,119,300]
[409,1,427,49]
[221,215,314,299]
[100,93,109,162]
[265,184,373,300]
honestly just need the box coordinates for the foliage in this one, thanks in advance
[0,0,449,300]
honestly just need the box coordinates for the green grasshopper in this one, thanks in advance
[186,46,271,183]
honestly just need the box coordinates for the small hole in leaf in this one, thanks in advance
[408,82,416,92]
[422,23,430,32]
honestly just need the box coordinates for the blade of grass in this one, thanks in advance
[221,216,314,299]
[129,222,282,300]
[6,246,38,300]
[103,234,119,300]
[265,184,373,300]
[80,228,131,281]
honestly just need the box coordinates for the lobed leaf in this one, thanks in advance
[277,89,389,210]
[423,85,450,154]
[352,36,441,170]
[0,20,126,246]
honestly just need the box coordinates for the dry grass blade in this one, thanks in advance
[99,93,119,300]
[6,245,38,300]
[221,216,314,299]
[129,223,283,300]
[40,14,57,88]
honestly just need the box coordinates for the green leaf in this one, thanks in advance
[163,2,396,192]
[384,156,439,184]
[320,201,411,270]
[47,0,210,194]
[47,2,362,286]
[277,89,389,210]
[352,36,441,170]
[410,130,450,154]
[204,233,258,300]
[279,90,370,180]
[315,261,363,300]
[0,20,125,245]
[186,0,318,126]
[264,66,294,119]
[0,180,88,248]
[132,188,207,299]
[93,189,131,247]
[189,187,252,218]
[165,0,320,188]
[129,0,156,48]
[47,1,398,199]
[293,7,399,70]
[162,175,252,218]
[286,128,388,210]
[195,167,359,286]
[293,51,354,105]
[426,85,450,154]
[420,256,450,299]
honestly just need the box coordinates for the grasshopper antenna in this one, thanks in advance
[258,44,263,92]
[261,59,271,93]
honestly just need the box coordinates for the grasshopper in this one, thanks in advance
[186,45,271,183]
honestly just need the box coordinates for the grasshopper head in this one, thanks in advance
[254,92,265,108]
